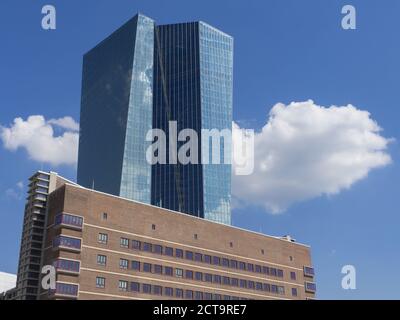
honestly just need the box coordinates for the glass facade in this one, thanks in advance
[53,259,80,273]
[54,213,83,229]
[78,14,232,224]
[152,21,233,224]
[120,15,154,203]
[52,236,81,251]
[77,14,154,204]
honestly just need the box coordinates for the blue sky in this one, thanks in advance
[0,0,399,299]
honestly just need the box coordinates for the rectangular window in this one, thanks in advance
[290,271,296,280]
[277,269,284,278]
[143,242,152,252]
[120,259,128,270]
[165,287,173,297]
[185,270,193,279]
[204,293,212,299]
[204,255,212,264]
[263,283,271,292]
[239,279,247,288]
[154,245,163,255]
[176,289,183,298]
[194,253,202,262]
[120,237,129,248]
[53,236,81,251]
[53,259,80,273]
[175,268,183,278]
[231,278,239,286]
[248,281,255,289]
[230,260,238,269]
[154,265,162,274]
[195,272,203,281]
[222,258,230,267]
[256,282,263,291]
[143,263,152,273]
[213,256,220,266]
[55,213,83,229]
[238,262,246,270]
[185,290,193,299]
[195,291,203,300]
[97,255,106,266]
[304,266,315,277]
[132,240,141,250]
[305,282,317,293]
[96,277,105,288]
[222,276,230,285]
[185,251,193,260]
[213,275,221,284]
[292,288,298,296]
[164,266,173,276]
[270,268,277,276]
[131,260,140,270]
[98,233,108,244]
[247,263,254,272]
[176,249,183,258]
[271,285,278,293]
[119,280,128,292]
[205,273,213,283]
[262,266,270,275]
[142,284,151,294]
[214,294,222,300]
[255,265,262,273]
[54,282,78,297]
[278,286,285,295]
[131,282,140,292]
[165,247,173,256]
[153,285,162,296]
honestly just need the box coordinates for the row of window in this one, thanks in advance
[53,235,81,251]
[50,282,79,297]
[55,213,83,229]
[97,257,290,296]
[97,234,286,278]
[97,277,255,300]
[53,259,80,273]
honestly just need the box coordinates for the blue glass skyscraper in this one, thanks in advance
[77,14,233,224]
[152,22,233,224]
[77,14,154,203]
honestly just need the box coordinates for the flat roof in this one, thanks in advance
[61,181,310,248]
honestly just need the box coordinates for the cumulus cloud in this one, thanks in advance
[48,116,79,131]
[232,100,393,214]
[0,272,16,293]
[1,115,79,166]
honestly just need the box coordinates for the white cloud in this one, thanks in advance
[0,271,16,293]
[232,100,393,214]
[1,115,79,166]
[48,116,79,131]
[16,181,23,190]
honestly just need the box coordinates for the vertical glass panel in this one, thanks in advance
[120,15,154,203]
[199,22,233,225]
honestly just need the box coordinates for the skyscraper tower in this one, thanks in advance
[77,14,155,204]
[152,22,233,224]
[77,14,233,224]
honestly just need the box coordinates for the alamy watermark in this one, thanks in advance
[41,5,56,30]
[145,121,255,175]
[341,265,356,290]
[341,5,356,30]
